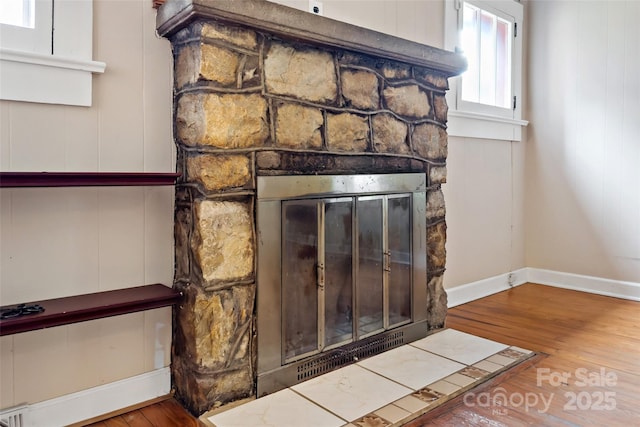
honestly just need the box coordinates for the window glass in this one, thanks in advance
[0,0,51,55]
[444,0,526,140]
[0,0,34,28]
[461,2,512,109]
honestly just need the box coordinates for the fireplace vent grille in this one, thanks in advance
[296,330,405,381]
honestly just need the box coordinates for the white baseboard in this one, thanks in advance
[447,268,528,307]
[447,268,640,308]
[526,268,640,302]
[26,367,171,427]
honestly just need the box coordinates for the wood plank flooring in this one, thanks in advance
[407,283,640,427]
[84,398,204,427]
[85,283,640,426]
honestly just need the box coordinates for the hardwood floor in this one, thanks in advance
[83,398,204,427]
[408,283,640,427]
[85,283,640,426]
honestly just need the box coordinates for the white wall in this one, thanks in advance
[444,136,526,287]
[526,0,640,283]
[0,0,174,408]
[270,0,444,47]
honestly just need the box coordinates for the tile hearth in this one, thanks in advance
[201,329,534,427]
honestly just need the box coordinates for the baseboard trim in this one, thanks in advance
[526,268,640,302]
[447,268,528,308]
[447,268,640,307]
[26,367,171,427]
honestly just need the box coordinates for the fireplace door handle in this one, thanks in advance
[317,263,325,290]
[384,251,391,272]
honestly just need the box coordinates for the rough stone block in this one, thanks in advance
[192,285,255,369]
[202,22,258,51]
[279,152,335,172]
[429,165,447,185]
[275,103,323,149]
[176,93,269,148]
[187,154,252,191]
[341,69,379,110]
[172,282,255,415]
[174,207,192,282]
[426,189,446,221]
[175,43,256,89]
[380,62,411,80]
[175,44,200,88]
[264,42,337,103]
[414,68,449,90]
[204,367,253,407]
[426,274,448,329]
[383,85,431,118]
[411,159,427,173]
[427,221,447,271]
[326,112,369,152]
[194,200,254,283]
[240,54,261,88]
[337,51,377,69]
[433,94,448,123]
[372,113,408,154]
[200,44,241,86]
[412,123,448,160]
[173,358,253,416]
[256,151,281,169]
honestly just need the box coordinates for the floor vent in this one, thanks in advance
[0,405,28,427]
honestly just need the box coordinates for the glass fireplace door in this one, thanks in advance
[281,194,413,363]
[282,201,319,362]
[324,199,354,350]
[388,195,412,328]
[257,173,428,396]
[356,196,385,338]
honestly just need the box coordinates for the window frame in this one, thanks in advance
[444,0,527,141]
[0,0,106,107]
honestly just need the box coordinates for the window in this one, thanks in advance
[444,0,527,141]
[0,0,51,55]
[460,2,512,109]
[0,0,34,28]
[0,0,105,106]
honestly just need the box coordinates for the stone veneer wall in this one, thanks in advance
[169,19,450,415]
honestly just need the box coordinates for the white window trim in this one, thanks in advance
[0,0,106,107]
[444,0,527,141]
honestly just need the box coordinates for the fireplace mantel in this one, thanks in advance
[156,0,466,76]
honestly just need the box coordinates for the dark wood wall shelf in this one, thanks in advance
[0,284,182,336]
[0,172,180,188]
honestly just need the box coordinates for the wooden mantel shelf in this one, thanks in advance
[0,172,181,188]
[0,284,182,336]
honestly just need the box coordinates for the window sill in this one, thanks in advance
[0,48,106,107]
[447,110,529,141]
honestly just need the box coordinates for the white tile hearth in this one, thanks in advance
[207,388,344,427]
[357,344,465,390]
[410,328,509,365]
[202,328,533,427]
[292,364,412,421]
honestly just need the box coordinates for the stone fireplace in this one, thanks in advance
[157,0,465,416]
